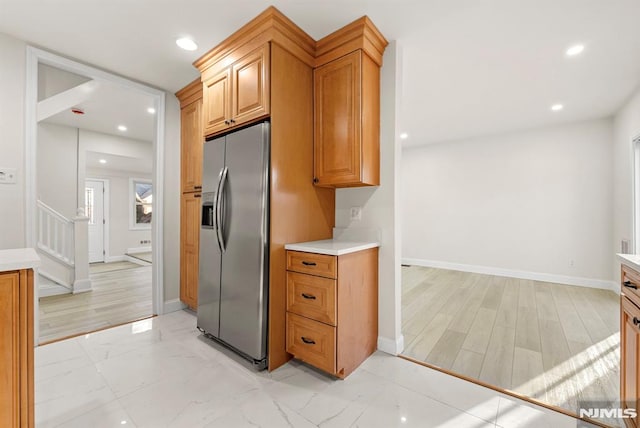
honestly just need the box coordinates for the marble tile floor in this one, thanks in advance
[36,309,597,428]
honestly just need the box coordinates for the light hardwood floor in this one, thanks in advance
[402,266,620,424]
[39,265,153,343]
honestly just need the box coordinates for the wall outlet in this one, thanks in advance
[622,239,631,254]
[350,207,362,221]
[0,168,17,184]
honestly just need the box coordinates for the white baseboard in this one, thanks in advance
[105,255,126,263]
[127,246,151,255]
[124,255,151,266]
[164,298,187,313]
[39,270,72,289]
[402,258,618,293]
[377,334,405,355]
[73,278,92,294]
[39,283,71,297]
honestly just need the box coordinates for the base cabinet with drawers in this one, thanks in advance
[285,247,378,378]
[621,263,640,428]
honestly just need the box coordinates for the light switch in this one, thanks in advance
[0,168,17,184]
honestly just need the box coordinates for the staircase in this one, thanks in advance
[36,200,91,295]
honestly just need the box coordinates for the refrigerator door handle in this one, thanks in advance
[215,166,229,253]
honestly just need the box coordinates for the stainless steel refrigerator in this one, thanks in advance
[197,121,269,369]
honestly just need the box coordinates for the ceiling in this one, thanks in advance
[2,0,640,146]
[39,65,156,142]
[86,151,152,175]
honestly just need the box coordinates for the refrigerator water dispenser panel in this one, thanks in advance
[201,192,215,228]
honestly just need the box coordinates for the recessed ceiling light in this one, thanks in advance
[550,104,564,111]
[147,107,156,114]
[399,133,409,140]
[566,44,585,57]
[99,159,107,164]
[117,125,127,131]
[176,37,198,51]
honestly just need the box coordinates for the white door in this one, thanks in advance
[86,180,105,263]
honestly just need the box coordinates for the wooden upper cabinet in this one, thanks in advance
[314,51,362,187]
[180,98,203,193]
[202,44,270,138]
[203,68,231,136]
[313,18,387,188]
[176,79,204,193]
[232,44,270,126]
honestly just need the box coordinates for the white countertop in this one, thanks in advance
[285,239,380,256]
[619,253,640,272]
[0,248,40,272]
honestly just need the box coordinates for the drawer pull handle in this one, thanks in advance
[301,261,317,266]
[301,293,316,300]
[624,281,638,290]
[634,317,640,326]
[301,337,316,345]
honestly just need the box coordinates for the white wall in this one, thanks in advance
[402,118,614,286]
[613,86,640,281]
[0,32,26,249]
[335,42,404,354]
[86,169,152,258]
[37,122,78,219]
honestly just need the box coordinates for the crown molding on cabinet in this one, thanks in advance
[193,6,389,75]
[193,6,316,72]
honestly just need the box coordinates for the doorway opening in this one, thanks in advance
[25,47,165,344]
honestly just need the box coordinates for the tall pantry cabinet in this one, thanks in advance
[176,80,203,310]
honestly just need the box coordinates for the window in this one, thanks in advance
[130,178,152,230]
[85,187,95,224]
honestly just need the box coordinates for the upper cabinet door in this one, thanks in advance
[232,44,270,127]
[201,44,270,139]
[314,51,362,187]
[181,99,203,193]
[203,68,231,137]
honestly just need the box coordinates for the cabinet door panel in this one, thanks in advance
[286,272,336,326]
[314,51,361,186]
[622,296,640,428]
[0,272,19,427]
[181,99,203,193]
[286,312,336,375]
[203,69,231,136]
[180,193,201,309]
[232,44,270,126]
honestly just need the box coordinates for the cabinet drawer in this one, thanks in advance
[286,251,336,279]
[287,272,336,325]
[623,265,640,308]
[286,313,336,375]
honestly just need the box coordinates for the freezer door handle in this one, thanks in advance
[214,166,228,253]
